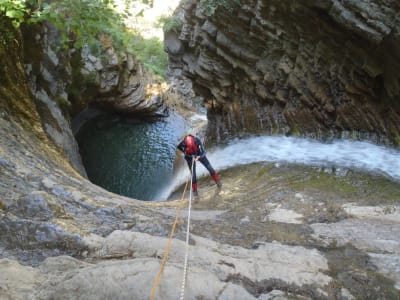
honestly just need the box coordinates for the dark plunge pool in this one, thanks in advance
[75,111,187,200]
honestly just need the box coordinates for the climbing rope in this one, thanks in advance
[149,159,195,300]
[149,179,189,300]
[179,159,195,300]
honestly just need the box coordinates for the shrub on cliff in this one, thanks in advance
[1,0,127,48]
[200,0,241,16]
[158,15,182,34]
[0,0,169,77]
[0,0,29,28]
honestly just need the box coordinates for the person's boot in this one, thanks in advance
[192,183,199,197]
[212,173,222,188]
[216,179,222,188]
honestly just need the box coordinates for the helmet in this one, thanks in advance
[185,135,195,148]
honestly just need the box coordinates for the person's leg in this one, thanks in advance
[199,156,222,187]
[185,156,198,194]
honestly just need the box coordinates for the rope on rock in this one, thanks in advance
[149,179,189,300]
[149,159,195,300]
[179,159,195,300]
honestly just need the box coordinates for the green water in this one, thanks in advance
[76,112,187,201]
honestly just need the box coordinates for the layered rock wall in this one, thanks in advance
[0,18,178,265]
[23,24,87,176]
[1,17,400,299]
[0,20,169,262]
[76,35,165,117]
[166,0,400,144]
[18,22,166,176]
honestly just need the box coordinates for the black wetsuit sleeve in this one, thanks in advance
[177,140,186,153]
[195,137,206,157]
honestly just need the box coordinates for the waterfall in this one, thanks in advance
[157,136,400,200]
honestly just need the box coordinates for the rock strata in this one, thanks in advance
[1,11,400,300]
[79,40,166,117]
[21,23,166,178]
[166,0,400,144]
[1,160,400,299]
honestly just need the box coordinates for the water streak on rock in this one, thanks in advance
[161,136,400,200]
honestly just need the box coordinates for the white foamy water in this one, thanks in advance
[157,136,400,200]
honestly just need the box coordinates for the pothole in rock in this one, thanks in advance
[75,111,187,201]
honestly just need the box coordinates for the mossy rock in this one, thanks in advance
[0,198,6,210]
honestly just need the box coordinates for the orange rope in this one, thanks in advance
[149,180,190,300]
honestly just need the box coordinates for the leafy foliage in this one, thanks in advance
[32,0,128,49]
[0,1,127,48]
[0,0,30,28]
[125,34,167,77]
[0,0,170,77]
[157,15,182,34]
[200,0,241,16]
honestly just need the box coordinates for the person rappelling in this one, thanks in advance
[177,134,222,197]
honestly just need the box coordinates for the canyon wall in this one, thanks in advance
[20,22,166,177]
[166,0,400,144]
[0,19,168,262]
[1,10,400,299]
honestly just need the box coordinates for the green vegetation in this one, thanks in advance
[0,0,29,46]
[0,0,29,28]
[200,0,241,16]
[0,0,242,78]
[125,35,168,77]
[290,170,358,195]
[0,0,169,77]
[55,95,72,116]
[0,198,5,210]
[0,0,128,48]
[158,15,182,34]
[32,0,128,49]
[255,164,274,179]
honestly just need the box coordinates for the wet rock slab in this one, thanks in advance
[1,231,331,300]
[1,115,400,298]
[166,163,400,298]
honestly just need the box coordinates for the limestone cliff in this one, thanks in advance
[166,0,400,144]
[20,22,166,177]
[75,35,166,117]
[0,19,167,263]
[1,11,400,300]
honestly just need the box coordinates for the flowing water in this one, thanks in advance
[76,111,187,200]
[74,114,400,298]
[158,136,400,200]
[76,112,400,201]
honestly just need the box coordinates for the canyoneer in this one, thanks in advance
[177,134,222,197]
